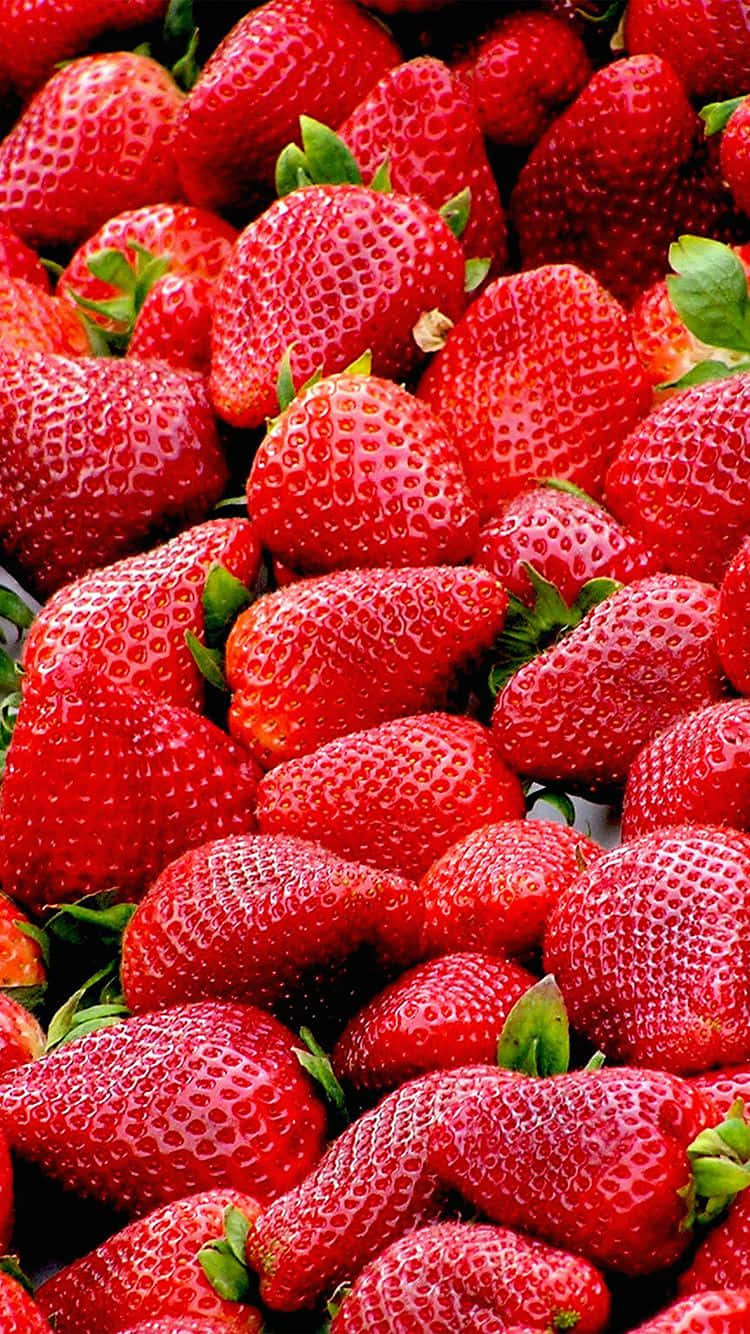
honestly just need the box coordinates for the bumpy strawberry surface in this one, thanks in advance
[691,1065,750,1115]
[0,1272,52,1332]
[0,221,49,289]
[0,277,89,358]
[718,540,750,693]
[635,1289,750,1331]
[721,101,750,218]
[0,0,168,96]
[680,1197,750,1297]
[0,895,45,988]
[128,273,214,373]
[0,996,44,1076]
[624,0,750,100]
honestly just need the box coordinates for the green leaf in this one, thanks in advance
[688,1099,750,1225]
[369,157,392,193]
[464,257,491,292]
[294,1027,349,1125]
[276,345,298,412]
[659,358,750,391]
[583,1050,606,1072]
[575,0,626,22]
[68,290,134,327]
[276,144,313,197]
[46,900,136,942]
[574,577,621,618]
[496,975,570,1077]
[86,248,138,295]
[526,786,576,826]
[0,588,34,633]
[172,26,200,92]
[223,1206,250,1264]
[184,632,228,692]
[440,186,471,239]
[299,116,362,187]
[0,649,21,694]
[327,1283,352,1319]
[132,41,152,57]
[0,983,47,1014]
[540,478,597,503]
[342,349,372,377]
[213,496,248,513]
[198,1244,252,1302]
[700,96,747,137]
[0,1256,33,1295]
[40,257,64,280]
[45,962,123,1051]
[164,0,194,45]
[667,235,750,353]
[202,564,252,648]
[15,921,50,967]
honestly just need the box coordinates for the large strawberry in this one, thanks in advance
[0,277,89,358]
[224,566,508,767]
[210,185,466,430]
[417,264,650,517]
[624,0,750,101]
[633,1290,750,1332]
[718,539,750,693]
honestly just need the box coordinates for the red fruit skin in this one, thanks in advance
[22,519,261,711]
[634,1290,750,1332]
[332,953,537,1093]
[511,56,735,307]
[690,1065,750,1116]
[419,820,602,960]
[0,1003,326,1214]
[210,185,466,430]
[127,273,213,374]
[0,276,89,357]
[0,54,183,247]
[119,1324,248,1334]
[622,702,750,840]
[681,1196,750,1298]
[418,264,650,517]
[339,57,506,268]
[120,832,423,1016]
[0,667,262,910]
[0,996,44,1076]
[624,0,750,101]
[427,1067,718,1276]
[246,374,479,575]
[492,575,725,791]
[330,1221,610,1334]
[722,101,750,217]
[606,374,750,584]
[476,484,660,605]
[246,1064,507,1311]
[0,350,227,597]
[175,0,400,210]
[544,826,750,1075]
[36,1190,263,1333]
[0,221,49,289]
[360,0,449,10]
[256,714,525,880]
[454,11,591,149]
[0,894,46,988]
[718,539,750,694]
[0,1273,52,1332]
[225,566,508,767]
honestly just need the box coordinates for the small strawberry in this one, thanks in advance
[718,539,750,693]
[128,273,214,373]
[0,221,49,289]
[633,1290,750,1332]
[0,277,89,358]
[0,1270,52,1332]
[0,996,44,1076]
[0,894,46,989]
[624,0,750,101]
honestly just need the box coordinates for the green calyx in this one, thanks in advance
[276,117,391,198]
[660,235,750,389]
[700,96,748,137]
[68,243,173,355]
[0,585,35,776]
[184,561,260,695]
[163,0,201,91]
[497,976,570,1077]
[465,257,491,293]
[440,187,471,240]
[199,1205,255,1301]
[269,344,372,428]
[294,1027,349,1131]
[0,1256,34,1296]
[684,1098,750,1226]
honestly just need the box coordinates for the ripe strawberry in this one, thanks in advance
[0,894,45,988]
[511,56,735,306]
[417,265,650,517]
[225,566,508,767]
[332,953,537,1093]
[120,1324,246,1334]
[22,519,261,711]
[720,100,750,217]
[606,374,750,583]
[0,54,183,247]
[120,832,423,1017]
[0,664,261,910]
[256,714,525,881]
[0,996,44,1076]
[128,274,214,374]
[0,349,227,596]
[453,11,591,149]
[0,277,89,358]
[622,702,750,839]
[339,57,506,267]
[634,1290,750,1332]
[0,1002,326,1214]
[624,0,750,101]
[492,575,725,791]
[680,1194,750,1297]
[0,221,49,289]
[36,1191,264,1333]
[420,820,602,960]
[545,826,750,1074]
[246,374,479,575]
[0,1272,52,1332]
[718,540,750,693]
[691,1066,750,1116]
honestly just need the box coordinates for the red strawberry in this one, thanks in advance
[0,221,49,289]
[210,184,466,430]
[720,100,750,217]
[0,1272,52,1332]
[120,832,423,1017]
[691,1066,750,1116]
[634,1290,750,1332]
[0,349,227,596]
[35,1191,263,1333]
[417,265,650,517]
[718,539,750,693]
[453,11,591,149]
[511,56,735,306]
[0,996,44,1076]
[120,1324,246,1334]
[0,54,183,247]
[339,57,506,267]
[255,714,525,881]
[359,0,450,9]
[476,482,660,606]
[419,820,602,960]
[0,894,46,988]
[128,274,214,374]
[622,702,750,839]
[492,575,725,791]
[22,519,261,711]
[0,277,89,358]
[224,566,508,767]
[0,665,261,910]
[330,1221,610,1334]
[544,826,750,1074]
[624,0,750,101]
[0,1002,326,1214]
[246,373,479,575]
[681,1193,750,1297]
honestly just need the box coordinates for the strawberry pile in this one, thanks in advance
[3,0,750,1330]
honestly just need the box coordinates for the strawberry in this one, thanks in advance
[622,702,750,839]
[210,184,466,430]
[624,0,750,101]
[359,0,450,10]
[0,894,45,989]
[224,566,508,767]
[633,1290,750,1332]
[120,832,423,1019]
[476,482,660,606]
[338,57,506,267]
[35,1191,264,1333]
[0,54,183,247]
[718,539,750,693]
[417,264,650,517]
[0,1001,326,1214]
[0,1272,52,1332]
[680,1192,750,1297]
[22,519,261,711]
[255,714,525,880]
[719,100,750,218]
[0,277,89,358]
[544,826,750,1074]
[0,349,227,597]
[128,273,214,373]
[0,221,49,289]
[419,820,602,960]
[511,56,736,306]
[329,1221,610,1334]
[0,664,261,910]
[120,1324,247,1334]
[246,373,479,575]
[453,11,591,149]
[0,996,44,1076]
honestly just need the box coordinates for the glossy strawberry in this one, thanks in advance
[681,1192,750,1297]
[0,277,89,358]
[418,265,650,517]
[0,997,44,1076]
[0,0,169,97]
[634,1290,750,1332]
[256,714,524,880]
[420,820,602,960]
[246,374,478,575]
[624,0,750,100]
[226,566,507,767]
[0,894,46,988]
[545,826,750,1074]
[0,221,49,289]
[128,274,214,373]
[691,1066,750,1116]
[721,101,750,218]
[0,349,227,596]
[718,540,750,693]
[0,1273,52,1332]
[210,185,466,430]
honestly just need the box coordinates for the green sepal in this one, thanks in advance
[199,1205,253,1301]
[540,477,597,503]
[184,632,228,692]
[464,257,491,293]
[294,1027,349,1128]
[0,649,21,695]
[658,358,750,391]
[45,963,129,1051]
[667,235,750,353]
[276,145,313,198]
[67,244,173,355]
[276,345,298,413]
[327,1282,352,1320]
[45,899,136,944]
[553,1312,582,1332]
[496,975,570,1077]
[0,1255,33,1295]
[0,983,47,1014]
[213,496,248,513]
[700,96,747,136]
[202,564,253,649]
[0,589,34,635]
[164,0,200,91]
[15,921,50,968]
[525,786,576,826]
[369,157,392,193]
[40,257,64,280]
[172,26,200,91]
[575,0,626,23]
[686,1099,750,1226]
[440,186,471,239]
[164,0,194,46]
[275,117,362,197]
[343,349,372,377]
[583,1050,606,1072]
